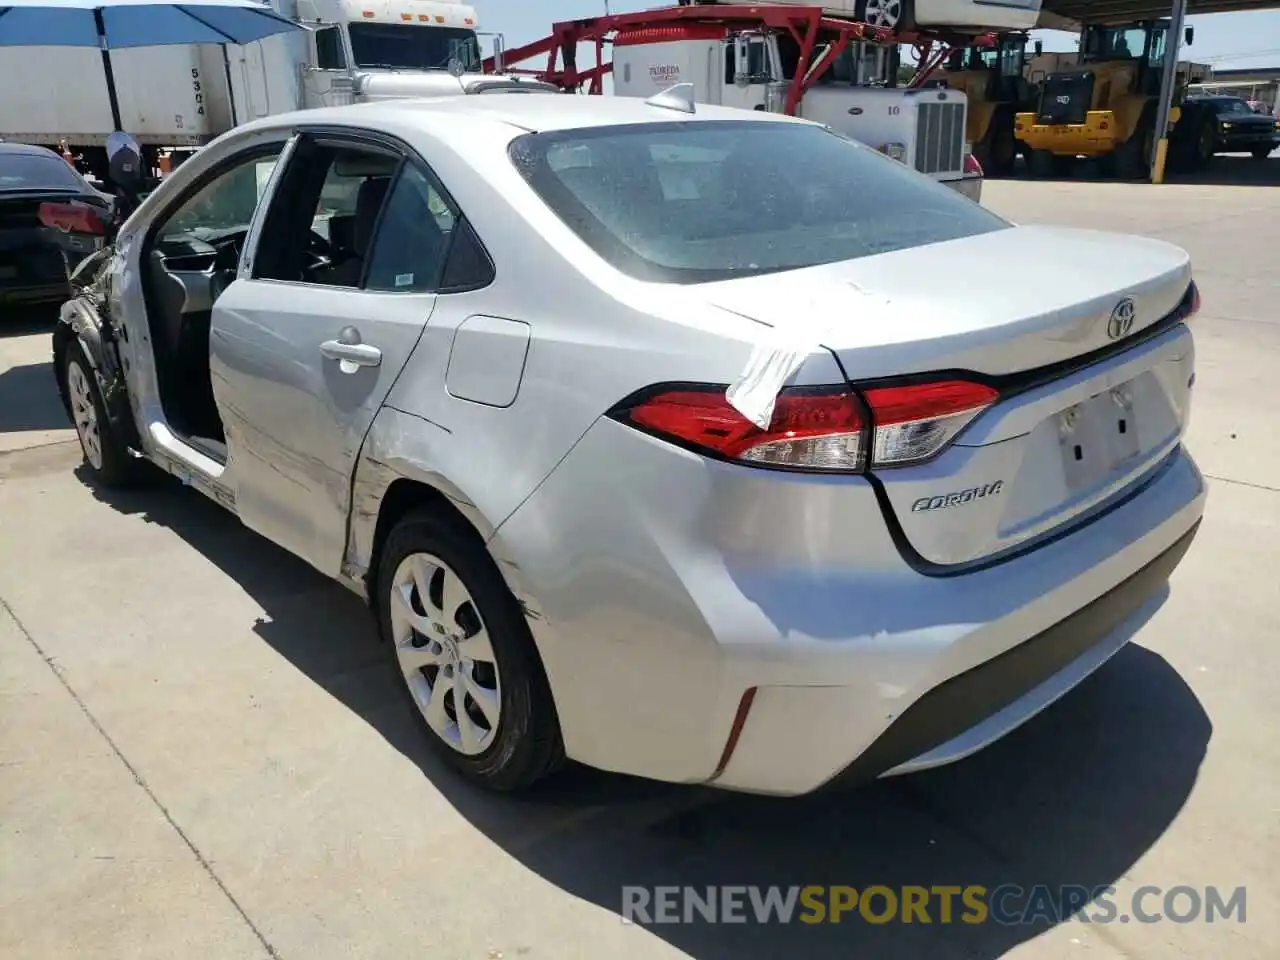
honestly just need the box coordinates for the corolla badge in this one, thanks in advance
[1107,298,1136,340]
[911,481,1004,513]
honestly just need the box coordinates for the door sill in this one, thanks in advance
[182,434,228,465]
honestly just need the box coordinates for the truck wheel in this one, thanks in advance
[1251,145,1274,160]
[857,0,914,32]
[977,109,1018,178]
[1114,107,1157,180]
[375,507,565,792]
[62,341,140,487]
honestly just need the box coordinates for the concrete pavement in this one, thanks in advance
[1,172,1277,960]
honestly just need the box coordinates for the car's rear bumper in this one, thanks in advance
[843,519,1197,783]
[493,416,1207,796]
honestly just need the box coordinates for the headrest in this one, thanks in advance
[332,153,398,179]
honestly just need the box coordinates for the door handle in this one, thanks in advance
[320,326,382,373]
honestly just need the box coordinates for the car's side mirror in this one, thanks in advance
[1034,40,1044,56]
[1184,26,1195,46]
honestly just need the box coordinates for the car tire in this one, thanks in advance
[375,507,565,792]
[62,340,139,487]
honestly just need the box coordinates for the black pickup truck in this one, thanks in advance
[1189,95,1280,160]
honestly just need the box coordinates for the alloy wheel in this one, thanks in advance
[863,0,903,29]
[67,359,104,470]
[389,552,501,756]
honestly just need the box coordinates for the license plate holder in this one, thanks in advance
[1059,385,1143,492]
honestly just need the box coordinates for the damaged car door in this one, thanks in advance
[212,132,452,577]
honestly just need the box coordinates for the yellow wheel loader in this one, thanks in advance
[1013,20,1217,179]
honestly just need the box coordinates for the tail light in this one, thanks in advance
[38,201,106,236]
[964,151,984,177]
[609,379,999,473]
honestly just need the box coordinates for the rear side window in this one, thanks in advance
[365,164,454,292]
[509,120,1009,284]
[0,151,91,192]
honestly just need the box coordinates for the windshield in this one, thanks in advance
[1082,25,1163,63]
[0,151,90,193]
[1208,97,1258,116]
[510,121,1009,284]
[347,23,481,72]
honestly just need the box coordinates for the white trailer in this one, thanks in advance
[0,0,547,182]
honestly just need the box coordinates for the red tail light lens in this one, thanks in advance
[614,385,868,472]
[38,201,106,236]
[612,378,1000,472]
[864,380,999,466]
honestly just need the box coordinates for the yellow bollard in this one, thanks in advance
[1152,137,1170,184]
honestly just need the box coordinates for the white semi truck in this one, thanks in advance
[0,0,545,181]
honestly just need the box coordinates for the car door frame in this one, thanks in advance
[214,124,458,579]
[114,130,300,499]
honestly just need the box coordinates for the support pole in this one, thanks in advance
[94,9,124,132]
[1151,0,1188,183]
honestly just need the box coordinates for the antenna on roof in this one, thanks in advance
[645,83,697,115]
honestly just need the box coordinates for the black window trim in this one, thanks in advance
[143,138,291,254]
[261,123,496,295]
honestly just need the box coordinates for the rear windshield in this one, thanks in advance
[0,151,89,193]
[509,120,1009,284]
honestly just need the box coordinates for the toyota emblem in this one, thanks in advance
[1107,298,1136,340]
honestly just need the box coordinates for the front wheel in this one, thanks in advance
[376,508,565,792]
[62,340,139,487]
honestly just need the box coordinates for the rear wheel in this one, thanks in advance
[376,508,565,792]
[1251,144,1275,160]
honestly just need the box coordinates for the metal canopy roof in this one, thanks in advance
[1041,0,1280,25]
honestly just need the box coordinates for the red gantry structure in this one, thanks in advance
[482,4,990,117]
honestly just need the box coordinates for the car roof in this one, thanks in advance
[238,92,807,140]
[0,141,66,158]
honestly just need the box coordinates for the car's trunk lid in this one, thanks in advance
[699,224,1197,566]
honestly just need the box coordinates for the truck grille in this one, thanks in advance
[914,101,965,175]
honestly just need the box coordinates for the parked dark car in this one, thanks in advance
[1190,95,1279,159]
[0,142,112,309]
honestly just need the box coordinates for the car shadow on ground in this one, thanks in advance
[0,360,68,436]
[86,471,1213,959]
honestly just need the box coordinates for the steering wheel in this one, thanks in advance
[309,229,334,259]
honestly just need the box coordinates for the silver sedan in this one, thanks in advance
[54,93,1206,796]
